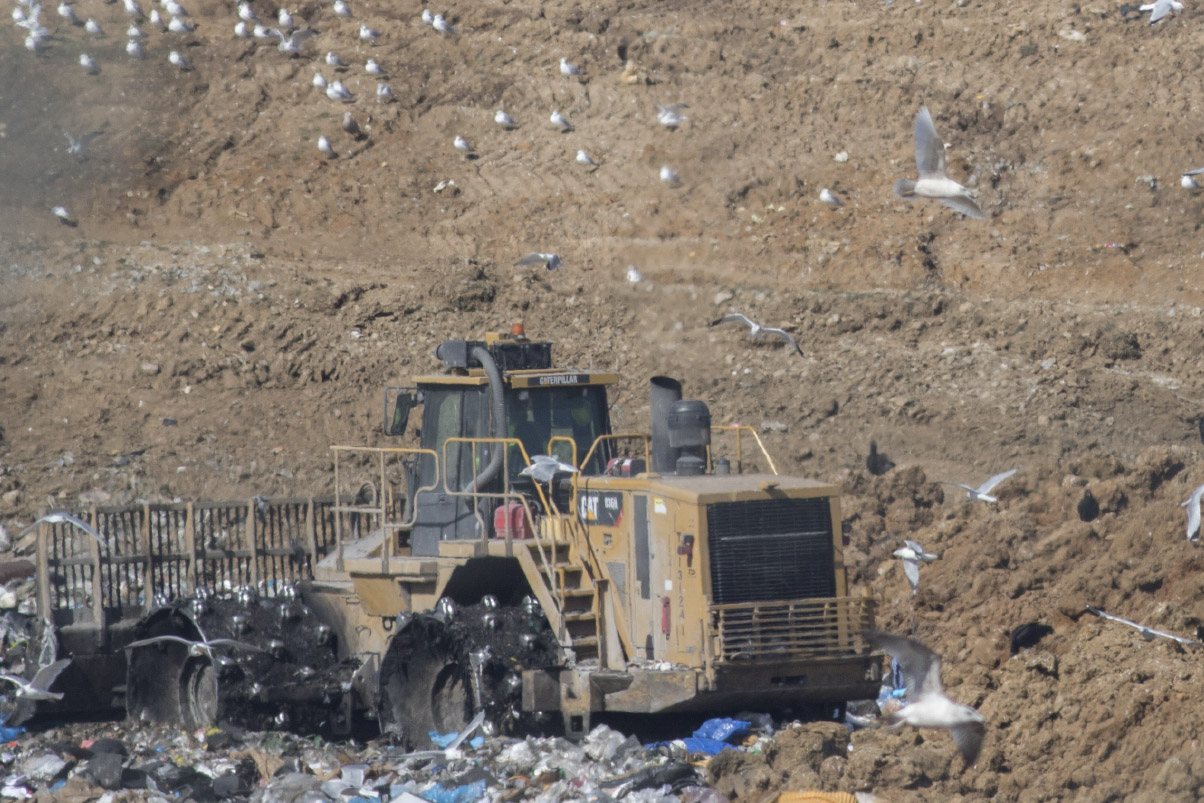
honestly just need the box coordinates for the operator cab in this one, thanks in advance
[385,326,616,553]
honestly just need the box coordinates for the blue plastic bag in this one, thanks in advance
[419,779,487,803]
[692,717,750,743]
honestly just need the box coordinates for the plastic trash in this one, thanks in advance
[418,779,487,803]
[692,718,750,743]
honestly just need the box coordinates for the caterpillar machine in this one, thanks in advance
[29,324,880,743]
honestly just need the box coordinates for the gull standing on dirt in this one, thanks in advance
[494,109,517,129]
[1086,605,1203,647]
[515,253,562,271]
[576,149,596,167]
[1182,167,1204,190]
[237,2,257,21]
[326,80,353,101]
[79,53,100,74]
[276,7,292,30]
[420,7,432,23]
[57,1,78,24]
[376,82,393,102]
[656,103,687,129]
[84,17,102,34]
[123,0,144,19]
[626,265,643,283]
[560,56,583,77]
[819,187,843,207]
[892,540,940,596]
[453,135,474,156]
[365,58,383,75]
[894,107,984,220]
[234,21,249,36]
[317,135,335,157]
[550,110,572,132]
[1182,482,1204,541]
[942,468,1018,503]
[165,0,190,18]
[125,634,266,657]
[168,49,192,69]
[520,455,579,484]
[1141,0,1183,23]
[326,51,346,68]
[18,513,104,547]
[0,659,73,701]
[659,165,681,187]
[312,72,327,88]
[359,23,379,42]
[431,13,452,33]
[333,0,350,16]
[866,631,986,766]
[341,111,363,139]
[708,312,805,357]
[51,206,75,225]
[167,15,194,33]
[127,23,145,37]
[127,38,144,56]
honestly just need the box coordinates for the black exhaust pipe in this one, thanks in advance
[650,377,683,474]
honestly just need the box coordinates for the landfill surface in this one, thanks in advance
[5,0,1204,797]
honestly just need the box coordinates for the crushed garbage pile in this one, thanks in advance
[0,715,894,803]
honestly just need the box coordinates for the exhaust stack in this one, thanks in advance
[649,377,683,474]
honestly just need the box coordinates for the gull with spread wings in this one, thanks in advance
[866,631,986,767]
[709,313,804,358]
[942,468,1018,503]
[1086,605,1203,647]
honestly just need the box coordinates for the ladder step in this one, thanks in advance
[564,611,596,623]
[560,589,594,598]
[571,636,598,648]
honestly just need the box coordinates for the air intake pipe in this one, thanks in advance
[461,346,506,493]
[650,377,683,474]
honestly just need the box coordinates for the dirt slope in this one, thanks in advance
[4,0,1204,797]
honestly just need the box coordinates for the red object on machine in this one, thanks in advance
[494,502,532,539]
[661,597,671,636]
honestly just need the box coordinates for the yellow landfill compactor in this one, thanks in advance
[29,325,880,744]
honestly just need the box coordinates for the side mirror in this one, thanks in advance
[385,388,420,436]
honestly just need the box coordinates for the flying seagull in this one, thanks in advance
[892,540,939,595]
[1141,0,1182,23]
[520,455,579,484]
[942,467,1018,503]
[515,253,561,271]
[866,631,986,767]
[656,103,687,129]
[0,659,72,701]
[1085,605,1203,647]
[270,27,317,55]
[19,513,105,548]
[708,313,804,358]
[894,107,984,220]
[125,634,266,657]
[1182,482,1204,541]
[60,124,106,161]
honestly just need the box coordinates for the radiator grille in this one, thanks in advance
[707,498,835,604]
[712,597,877,663]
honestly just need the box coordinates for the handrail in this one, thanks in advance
[330,445,441,573]
[579,433,651,473]
[708,425,779,475]
[546,436,578,469]
[440,437,564,610]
